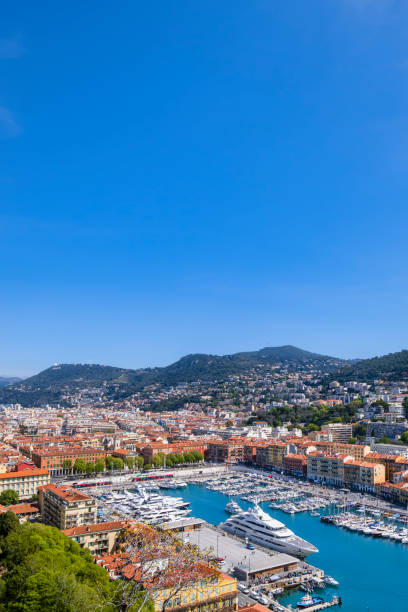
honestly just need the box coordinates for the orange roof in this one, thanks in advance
[0,468,49,479]
[39,483,92,502]
[238,605,271,612]
[0,503,39,514]
[63,520,127,536]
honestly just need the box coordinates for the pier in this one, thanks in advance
[281,596,340,612]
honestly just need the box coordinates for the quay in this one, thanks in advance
[278,596,339,612]
[305,597,340,610]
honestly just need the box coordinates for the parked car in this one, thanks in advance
[237,584,249,594]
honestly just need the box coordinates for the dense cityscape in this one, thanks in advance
[2,1,407,611]
[0,348,407,610]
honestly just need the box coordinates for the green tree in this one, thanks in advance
[378,435,392,444]
[353,422,367,439]
[152,455,162,468]
[136,456,144,469]
[105,455,114,470]
[372,399,390,412]
[95,458,105,473]
[85,462,95,475]
[144,464,152,470]
[0,511,20,538]
[0,522,116,611]
[125,456,136,470]
[0,490,19,506]
[112,457,124,471]
[400,431,408,444]
[73,459,86,474]
[403,397,408,420]
[62,459,72,471]
[348,437,357,444]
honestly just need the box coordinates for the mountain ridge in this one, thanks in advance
[329,349,408,384]
[0,376,22,387]
[0,345,344,406]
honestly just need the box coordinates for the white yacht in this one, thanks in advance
[225,500,242,514]
[219,504,318,558]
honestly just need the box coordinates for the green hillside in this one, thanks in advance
[0,345,342,406]
[331,349,408,383]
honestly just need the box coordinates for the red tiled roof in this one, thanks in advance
[0,469,49,479]
[62,520,127,536]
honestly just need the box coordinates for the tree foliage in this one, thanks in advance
[250,402,359,429]
[0,522,118,612]
[73,459,86,473]
[0,490,19,506]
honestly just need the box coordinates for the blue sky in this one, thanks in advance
[1,0,407,376]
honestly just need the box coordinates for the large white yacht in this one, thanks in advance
[219,504,318,558]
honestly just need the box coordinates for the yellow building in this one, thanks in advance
[314,442,370,461]
[343,460,385,492]
[151,568,238,612]
[307,452,352,486]
[0,468,50,500]
[256,442,286,469]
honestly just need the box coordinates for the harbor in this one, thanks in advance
[162,478,407,612]
[80,467,408,611]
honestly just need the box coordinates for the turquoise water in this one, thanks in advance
[165,483,407,612]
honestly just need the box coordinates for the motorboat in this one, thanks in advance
[225,500,242,514]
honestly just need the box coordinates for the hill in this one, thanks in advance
[0,345,343,406]
[330,349,408,383]
[0,376,21,387]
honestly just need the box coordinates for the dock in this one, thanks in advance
[283,596,340,612]
[302,596,340,610]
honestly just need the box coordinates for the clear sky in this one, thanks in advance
[1,0,407,376]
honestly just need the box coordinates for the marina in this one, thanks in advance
[96,485,192,525]
[85,468,408,611]
[162,477,408,612]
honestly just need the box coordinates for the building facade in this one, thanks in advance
[38,484,98,529]
[31,448,106,475]
[63,520,126,555]
[0,468,50,500]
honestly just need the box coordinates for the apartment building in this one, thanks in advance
[141,440,205,464]
[38,484,98,529]
[343,460,385,492]
[307,452,352,486]
[284,453,307,477]
[63,520,126,555]
[255,441,286,469]
[206,439,245,463]
[31,447,106,474]
[365,453,408,481]
[314,441,370,461]
[320,423,353,443]
[0,468,50,500]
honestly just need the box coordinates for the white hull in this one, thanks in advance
[219,504,318,558]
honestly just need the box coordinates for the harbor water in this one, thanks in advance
[165,483,407,612]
